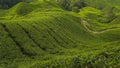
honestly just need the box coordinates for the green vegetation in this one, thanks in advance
[0,0,34,9]
[0,0,120,68]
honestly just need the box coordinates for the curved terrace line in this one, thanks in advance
[81,19,119,34]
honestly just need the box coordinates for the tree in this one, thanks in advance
[70,0,86,9]
[57,0,86,11]
[57,0,71,10]
[0,0,32,9]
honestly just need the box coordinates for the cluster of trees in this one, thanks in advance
[0,0,33,9]
[0,0,86,11]
[57,0,86,12]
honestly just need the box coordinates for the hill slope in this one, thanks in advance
[0,0,120,68]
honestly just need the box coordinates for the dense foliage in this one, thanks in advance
[0,0,120,68]
[57,0,86,11]
[0,0,33,9]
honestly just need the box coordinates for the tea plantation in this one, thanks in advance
[0,0,120,68]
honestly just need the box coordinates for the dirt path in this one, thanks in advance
[81,20,118,34]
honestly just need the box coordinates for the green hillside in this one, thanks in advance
[0,0,120,68]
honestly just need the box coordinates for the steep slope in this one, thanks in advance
[0,10,120,68]
[0,0,120,68]
[0,11,100,68]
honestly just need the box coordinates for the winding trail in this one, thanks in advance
[81,19,119,34]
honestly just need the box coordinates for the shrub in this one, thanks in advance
[72,7,79,12]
